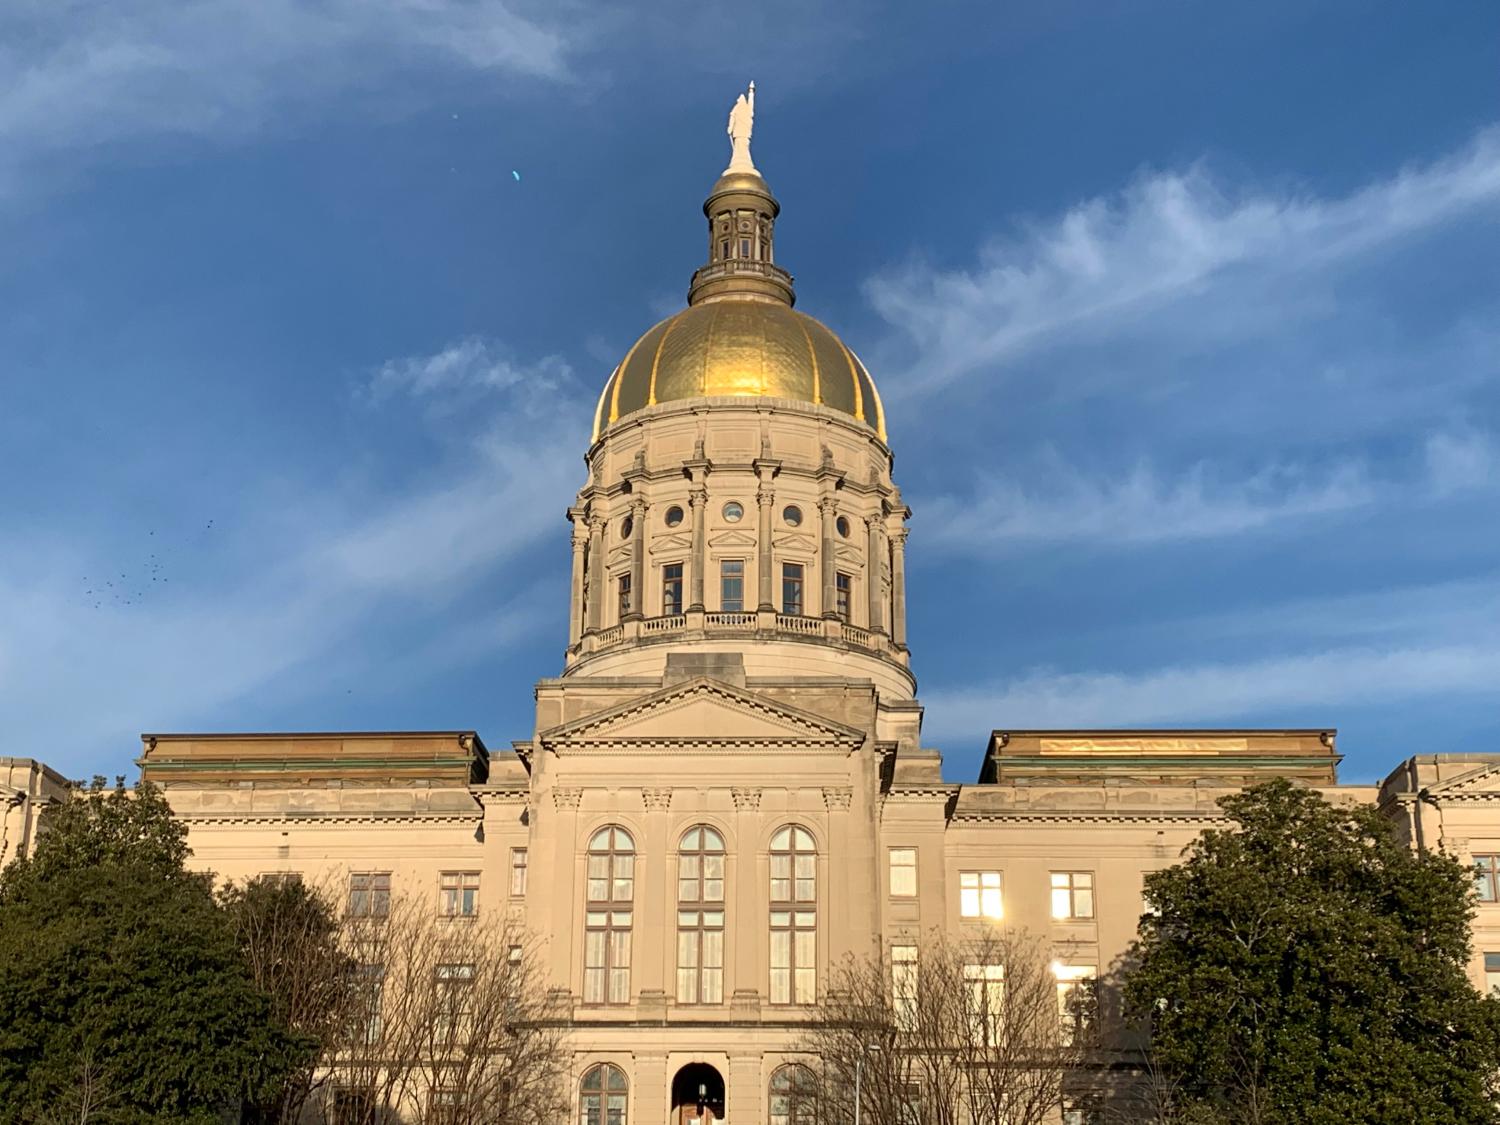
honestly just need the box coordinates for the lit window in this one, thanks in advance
[580,1064,628,1125]
[769,1065,817,1125]
[663,563,684,616]
[439,871,479,917]
[770,825,817,1004]
[892,944,918,1029]
[888,848,917,897]
[677,825,726,1004]
[963,963,1004,1046]
[584,826,635,1005]
[617,573,632,618]
[1054,964,1098,1044]
[1486,953,1500,996]
[1476,855,1499,902]
[1051,872,1095,920]
[959,871,1002,919]
[782,563,804,616]
[835,572,852,622]
[348,871,390,918]
[510,848,528,897]
[720,560,745,612]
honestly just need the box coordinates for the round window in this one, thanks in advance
[664,505,684,528]
[783,505,803,527]
[722,501,744,523]
[836,515,851,538]
[621,516,634,539]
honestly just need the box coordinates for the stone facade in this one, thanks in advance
[8,127,1500,1125]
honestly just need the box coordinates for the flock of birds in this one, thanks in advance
[80,521,214,609]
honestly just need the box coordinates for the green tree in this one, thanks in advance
[1125,778,1500,1125]
[0,779,305,1124]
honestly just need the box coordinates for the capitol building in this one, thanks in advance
[4,94,1500,1124]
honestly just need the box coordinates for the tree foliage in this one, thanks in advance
[0,780,305,1124]
[1125,778,1500,1125]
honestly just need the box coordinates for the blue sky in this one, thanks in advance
[2,0,1497,785]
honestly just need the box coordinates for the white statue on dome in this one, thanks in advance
[725,81,756,173]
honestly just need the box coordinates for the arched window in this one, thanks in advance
[769,1064,817,1125]
[584,827,634,1005]
[769,825,817,1004]
[580,1064,628,1125]
[677,826,726,1004]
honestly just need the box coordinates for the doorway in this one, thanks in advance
[671,1063,725,1125]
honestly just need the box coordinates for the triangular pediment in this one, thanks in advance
[773,531,815,550]
[707,530,758,549]
[1427,764,1500,798]
[539,678,865,754]
[648,532,692,554]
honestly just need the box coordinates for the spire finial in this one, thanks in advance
[725,81,756,174]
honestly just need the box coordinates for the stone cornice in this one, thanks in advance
[172,811,483,827]
[949,809,1228,826]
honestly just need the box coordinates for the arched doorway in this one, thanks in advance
[670,1063,725,1125]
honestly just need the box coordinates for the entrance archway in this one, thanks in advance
[670,1063,725,1125]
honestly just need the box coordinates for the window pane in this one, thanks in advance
[1075,887,1094,918]
[1051,887,1072,919]
[961,887,979,917]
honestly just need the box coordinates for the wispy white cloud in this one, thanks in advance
[868,127,1500,395]
[365,336,573,415]
[916,425,1500,553]
[919,455,1374,550]
[0,0,585,197]
[0,336,583,758]
[923,641,1500,739]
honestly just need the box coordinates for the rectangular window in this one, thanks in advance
[835,572,852,622]
[1476,855,1499,902]
[963,963,1005,1046]
[616,573,632,617]
[959,871,1003,919]
[892,944,918,1030]
[663,562,684,616]
[584,911,632,1005]
[427,1086,463,1125]
[1051,871,1095,920]
[1486,953,1500,996]
[346,963,384,1046]
[439,871,479,917]
[769,910,816,1004]
[257,872,302,887]
[720,239,730,260]
[676,909,725,1005]
[348,871,390,918]
[1055,964,1098,1044]
[782,562,804,616]
[889,848,917,897]
[434,962,475,1045]
[334,1088,375,1125]
[741,238,751,258]
[510,848,528,897]
[720,559,745,612]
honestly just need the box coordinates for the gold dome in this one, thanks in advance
[592,300,886,441]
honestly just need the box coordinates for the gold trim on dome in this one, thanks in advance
[592,301,887,442]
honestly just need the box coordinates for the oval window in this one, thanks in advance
[723,501,744,523]
[836,515,851,538]
[621,516,634,539]
[665,505,684,528]
[782,505,803,527]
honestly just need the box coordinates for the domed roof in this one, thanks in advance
[592,299,886,441]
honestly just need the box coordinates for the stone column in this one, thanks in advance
[866,512,887,634]
[818,496,838,617]
[752,459,779,613]
[586,514,606,632]
[730,787,762,1008]
[638,789,672,1009]
[890,527,909,648]
[689,485,708,611]
[567,507,587,646]
[626,498,647,619]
